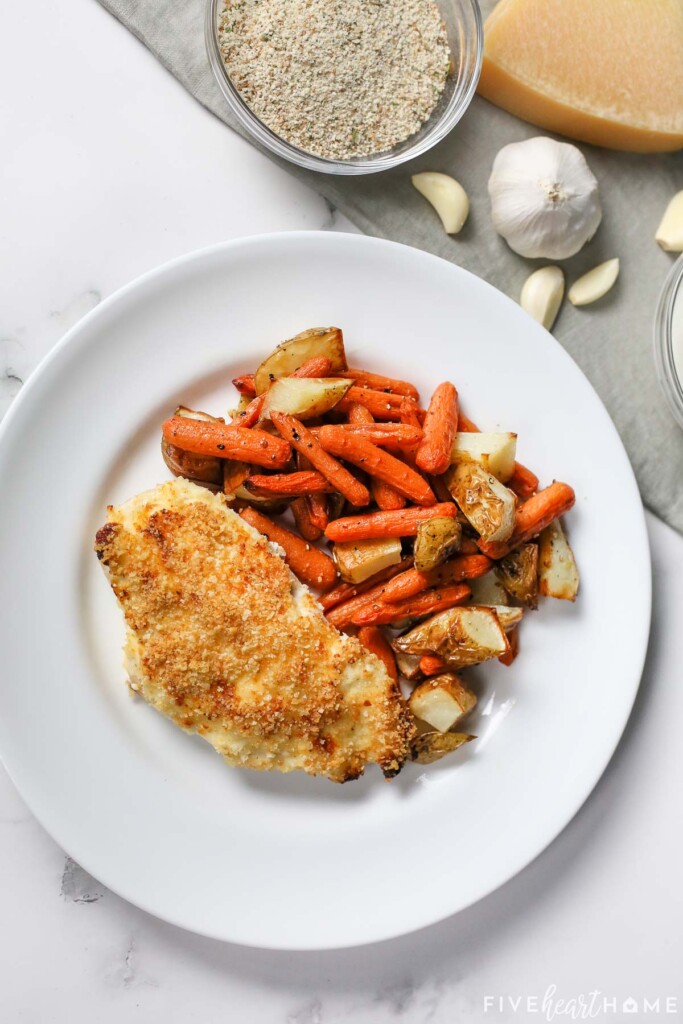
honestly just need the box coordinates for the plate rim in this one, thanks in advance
[0,231,652,950]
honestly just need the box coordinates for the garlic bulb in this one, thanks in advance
[488,137,602,259]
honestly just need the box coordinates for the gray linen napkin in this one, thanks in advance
[98,0,683,532]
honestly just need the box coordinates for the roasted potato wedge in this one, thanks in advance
[394,650,424,681]
[413,517,462,572]
[468,570,510,607]
[450,432,517,482]
[409,674,476,732]
[161,405,224,484]
[495,544,539,608]
[261,376,352,421]
[254,327,347,394]
[538,518,579,601]
[490,605,523,632]
[410,731,474,765]
[445,461,517,543]
[393,606,509,668]
[332,537,402,584]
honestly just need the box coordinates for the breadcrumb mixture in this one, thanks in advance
[218,0,451,160]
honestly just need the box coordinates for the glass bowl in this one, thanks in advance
[205,0,483,175]
[654,253,683,430]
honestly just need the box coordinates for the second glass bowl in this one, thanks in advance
[205,0,483,175]
[654,253,683,430]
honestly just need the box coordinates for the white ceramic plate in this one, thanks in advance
[0,233,650,950]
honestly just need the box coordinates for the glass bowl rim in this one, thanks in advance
[654,253,683,430]
[205,0,483,176]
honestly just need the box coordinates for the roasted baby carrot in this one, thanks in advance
[357,626,399,682]
[347,404,406,510]
[270,412,370,507]
[232,373,256,396]
[231,394,265,427]
[351,583,471,627]
[381,553,492,603]
[162,417,291,469]
[340,369,420,401]
[419,654,446,676]
[316,427,435,506]
[244,471,333,496]
[325,503,458,542]
[223,460,250,494]
[459,536,480,554]
[240,507,337,590]
[498,627,519,667]
[336,387,409,420]
[416,382,459,475]
[319,557,414,612]
[291,496,323,542]
[508,462,539,499]
[479,481,576,559]
[290,354,334,378]
[311,423,423,451]
[457,411,538,497]
[325,577,404,629]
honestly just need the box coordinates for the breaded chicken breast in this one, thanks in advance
[95,478,414,782]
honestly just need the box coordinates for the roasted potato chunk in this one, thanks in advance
[254,327,347,394]
[490,605,523,632]
[161,405,223,484]
[393,606,509,668]
[413,517,462,572]
[538,519,580,601]
[468,570,510,606]
[410,731,474,765]
[332,537,402,584]
[450,431,517,482]
[445,461,516,543]
[495,544,539,608]
[262,376,352,421]
[394,649,424,681]
[409,674,476,732]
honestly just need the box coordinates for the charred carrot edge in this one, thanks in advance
[291,497,323,542]
[508,462,539,499]
[316,426,435,506]
[232,373,256,396]
[270,412,370,507]
[336,387,410,420]
[340,369,420,401]
[458,411,538,497]
[479,482,576,559]
[240,507,337,590]
[231,394,265,427]
[416,382,459,476]
[319,557,414,612]
[381,553,492,604]
[244,471,334,496]
[325,503,457,543]
[223,460,250,493]
[351,583,471,627]
[162,417,291,469]
[498,626,519,667]
[419,654,446,676]
[357,626,399,682]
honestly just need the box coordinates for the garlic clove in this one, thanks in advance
[488,137,602,260]
[568,259,620,307]
[520,266,565,331]
[655,191,683,252]
[412,172,469,234]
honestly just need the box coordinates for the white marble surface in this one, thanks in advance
[1,1,682,1019]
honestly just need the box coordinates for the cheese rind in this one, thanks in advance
[478,0,683,153]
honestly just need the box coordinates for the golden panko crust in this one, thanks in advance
[95,478,414,782]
